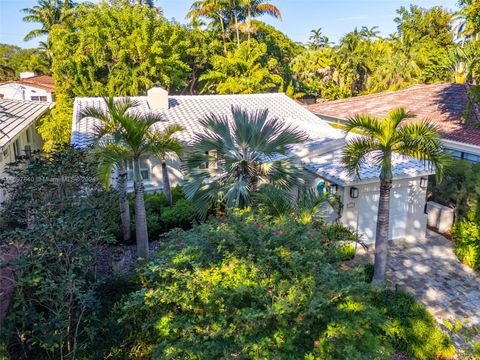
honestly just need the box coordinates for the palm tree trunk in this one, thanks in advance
[117,163,131,242]
[161,159,173,206]
[372,179,392,284]
[234,14,241,47]
[133,159,149,260]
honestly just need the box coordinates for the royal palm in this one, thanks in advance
[342,108,445,283]
[183,106,307,218]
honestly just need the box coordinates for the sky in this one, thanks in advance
[0,0,460,49]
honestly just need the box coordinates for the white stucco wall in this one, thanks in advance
[339,177,428,244]
[0,83,54,102]
[0,123,44,203]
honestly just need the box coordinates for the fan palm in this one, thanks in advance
[342,108,446,283]
[182,106,308,218]
[22,0,76,41]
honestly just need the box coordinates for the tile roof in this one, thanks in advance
[0,99,53,151]
[304,148,435,185]
[72,93,344,148]
[0,75,55,93]
[306,82,480,148]
[72,92,433,184]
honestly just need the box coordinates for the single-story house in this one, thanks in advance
[71,88,435,243]
[0,73,55,102]
[305,82,480,163]
[0,98,53,202]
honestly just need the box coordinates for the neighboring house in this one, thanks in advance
[0,99,53,203]
[0,72,55,102]
[72,88,435,243]
[306,82,480,163]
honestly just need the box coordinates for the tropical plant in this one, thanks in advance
[182,106,308,218]
[80,97,134,242]
[151,124,184,206]
[342,108,446,283]
[240,0,281,41]
[22,0,76,41]
[93,109,171,259]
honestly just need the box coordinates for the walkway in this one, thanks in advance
[355,230,480,348]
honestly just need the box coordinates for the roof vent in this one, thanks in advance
[147,87,169,110]
[20,71,35,79]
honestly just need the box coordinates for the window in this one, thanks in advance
[464,152,480,163]
[24,145,32,158]
[13,139,21,159]
[30,96,47,101]
[445,148,480,163]
[26,127,31,143]
[126,158,150,181]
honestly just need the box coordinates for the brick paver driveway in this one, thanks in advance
[355,230,480,332]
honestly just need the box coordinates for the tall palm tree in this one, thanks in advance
[361,26,381,40]
[240,0,281,41]
[309,28,323,50]
[91,106,167,259]
[22,0,76,41]
[80,97,134,243]
[151,124,184,206]
[342,108,446,283]
[182,106,308,218]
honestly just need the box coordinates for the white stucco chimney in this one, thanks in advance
[147,87,169,110]
[20,71,35,79]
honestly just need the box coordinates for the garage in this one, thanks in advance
[357,187,410,243]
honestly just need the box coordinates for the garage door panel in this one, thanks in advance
[357,188,409,243]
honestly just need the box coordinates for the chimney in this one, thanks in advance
[20,71,35,79]
[147,87,169,110]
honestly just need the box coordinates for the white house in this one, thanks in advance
[71,88,435,244]
[0,72,55,102]
[0,98,53,203]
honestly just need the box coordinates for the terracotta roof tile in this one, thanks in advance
[306,82,480,147]
[1,75,55,93]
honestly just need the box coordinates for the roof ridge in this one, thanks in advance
[74,92,287,101]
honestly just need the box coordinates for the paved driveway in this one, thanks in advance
[354,230,480,345]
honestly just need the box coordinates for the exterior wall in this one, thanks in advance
[0,83,54,102]
[339,177,428,243]
[0,123,44,203]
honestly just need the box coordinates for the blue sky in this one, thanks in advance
[0,0,459,48]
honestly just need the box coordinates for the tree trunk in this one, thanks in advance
[234,14,241,47]
[372,179,392,284]
[133,159,149,260]
[161,159,173,206]
[117,163,131,242]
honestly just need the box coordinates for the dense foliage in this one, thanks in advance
[0,147,119,359]
[0,43,49,80]
[91,212,454,359]
[430,160,480,271]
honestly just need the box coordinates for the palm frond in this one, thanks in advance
[342,137,378,179]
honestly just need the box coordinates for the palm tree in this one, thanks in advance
[151,124,184,206]
[309,28,322,50]
[343,109,446,283]
[182,106,308,218]
[22,0,76,41]
[80,97,134,243]
[361,26,381,40]
[89,104,168,259]
[240,0,281,41]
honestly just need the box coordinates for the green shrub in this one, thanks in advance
[160,199,196,231]
[104,212,454,359]
[452,220,480,270]
[336,243,356,260]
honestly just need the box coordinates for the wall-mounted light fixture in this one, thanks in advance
[350,187,359,199]
[420,177,428,189]
[328,184,338,194]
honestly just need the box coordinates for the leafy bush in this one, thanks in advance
[104,212,454,359]
[0,147,119,359]
[132,186,196,240]
[452,220,480,270]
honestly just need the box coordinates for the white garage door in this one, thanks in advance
[357,188,409,243]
